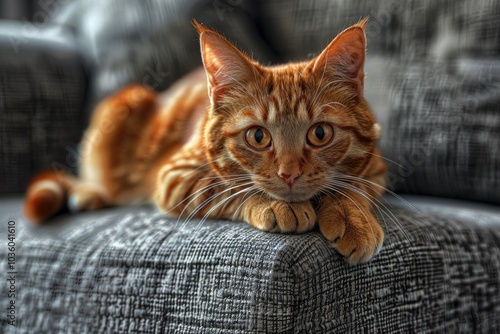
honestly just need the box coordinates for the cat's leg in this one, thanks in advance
[24,85,159,223]
[70,85,162,212]
[155,149,316,232]
[317,153,387,264]
[155,150,242,220]
[316,192,384,264]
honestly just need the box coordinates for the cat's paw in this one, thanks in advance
[68,184,108,213]
[318,200,383,264]
[246,200,317,233]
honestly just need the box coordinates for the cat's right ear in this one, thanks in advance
[194,21,256,102]
[309,17,368,95]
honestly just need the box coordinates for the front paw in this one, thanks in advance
[318,200,384,264]
[245,200,317,233]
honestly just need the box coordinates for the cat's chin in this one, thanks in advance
[266,189,314,203]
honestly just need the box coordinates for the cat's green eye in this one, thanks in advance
[245,126,272,150]
[307,123,334,147]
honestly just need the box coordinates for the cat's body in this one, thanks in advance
[24,19,387,264]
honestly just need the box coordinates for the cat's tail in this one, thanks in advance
[24,170,109,224]
[23,170,76,223]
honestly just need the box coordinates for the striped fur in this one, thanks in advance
[24,19,386,264]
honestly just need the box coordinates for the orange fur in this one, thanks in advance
[24,18,387,264]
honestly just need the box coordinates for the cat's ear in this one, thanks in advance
[310,17,368,95]
[194,21,256,101]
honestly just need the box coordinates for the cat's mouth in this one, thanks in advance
[251,176,317,202]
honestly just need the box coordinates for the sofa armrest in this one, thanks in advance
[0,20,87,194]
[1,196,499,332]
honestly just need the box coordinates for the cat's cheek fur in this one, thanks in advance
[226,142,265,172]
[321,136,352,167]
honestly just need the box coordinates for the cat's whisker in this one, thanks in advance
[321,186,380,249]
[223,70,262,109]
[235,105,253,117]
[167,178,233,215]
[169,176,252,221]
[195,185,259,230]
[198,174,253,181]
[363,151,410,171]
[231,188,262,221]
[180,181,254,228]
[255,190,267,205]
[330,178,423,262]
[212,185,258,220]
[327,176,413,243]
[310,56,330,109]
[318,101,347,111]
[322,184,373,228]
[327,180,394,230]
[207,186,258,224]
[334,173,420,215]
[181,181,254,222]
[338,176,422,244]
[166,165,251,215]
[177,158,224,179]
[211,104,228,113]
[328,179,387,221]
[322,185,383,253]
[311,79,354,110]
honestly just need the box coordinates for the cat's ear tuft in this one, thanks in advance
[194,20,256,101]
[311,17,368,95]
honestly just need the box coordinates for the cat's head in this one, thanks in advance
[196,19,381,202]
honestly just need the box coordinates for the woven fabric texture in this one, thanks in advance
[0,23,87,194]
[380,59,500,204]
[1,197,499,333]
[259,0,500,60]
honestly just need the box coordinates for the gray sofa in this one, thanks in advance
[1,0,500,332]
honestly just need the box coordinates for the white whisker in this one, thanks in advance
[334,173,420,215]
[311,79,353,109]
[232,189,261,221]
[195,185,259,229]
[179,181,254,228]
[327,179,411,242]
[318,101,348,111]
[364,151,410,171]
[223,71,262,109]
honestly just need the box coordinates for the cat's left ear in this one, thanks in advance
[194,21,256,102]
[310,17,368,95]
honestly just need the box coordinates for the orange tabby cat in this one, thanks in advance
[24,18,386,264]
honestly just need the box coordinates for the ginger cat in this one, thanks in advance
[24,19,386,264]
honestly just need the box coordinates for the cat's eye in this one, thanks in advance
[245,126,272,150]
[307,123,334,147]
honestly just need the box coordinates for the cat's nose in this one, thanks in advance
[278,171,302,188]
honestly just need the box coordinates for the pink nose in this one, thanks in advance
[279,171,302,188]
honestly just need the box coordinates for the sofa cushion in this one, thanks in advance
[379,58,500,204]
[259,0,500,60]
[53,0,276,118]
[1,196,499,332]
[0,22,87,194]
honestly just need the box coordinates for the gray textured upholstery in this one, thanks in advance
[1,197,500,332]
[0,22,86,194]
[378,58,500,204]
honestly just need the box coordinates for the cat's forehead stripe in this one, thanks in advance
[267,99,278,123]
[265,71,310,122]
